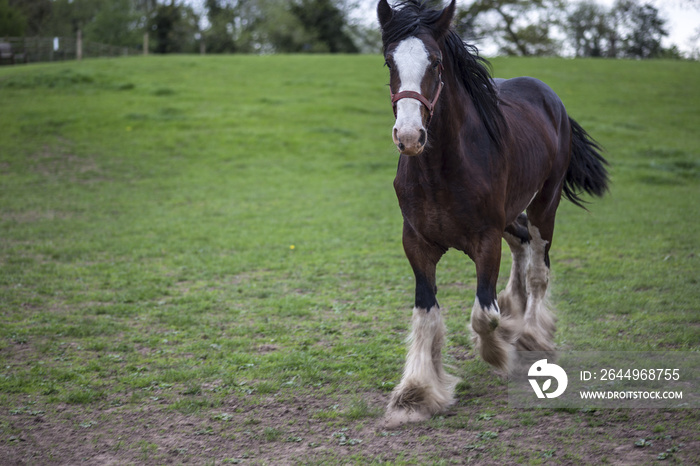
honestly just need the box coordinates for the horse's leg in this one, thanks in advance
[470,230,517,372]
[518,192,560,353]
[498,213,530,322]
[385,224,459,427]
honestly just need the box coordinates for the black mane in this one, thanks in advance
[380,1,507,149]
[380,1,444,47]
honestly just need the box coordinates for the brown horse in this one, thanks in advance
[377,0,609,426]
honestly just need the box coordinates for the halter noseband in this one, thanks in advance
[390,63,444,125]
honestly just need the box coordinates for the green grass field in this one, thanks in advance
[1,55,698,463]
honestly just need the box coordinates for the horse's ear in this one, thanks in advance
[377,0,393,29]
[434,0,456,36]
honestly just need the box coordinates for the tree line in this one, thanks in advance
[1,0,365,54]
[1,0,696,58]
[457,0,692,59]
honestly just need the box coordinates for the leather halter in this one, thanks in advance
[390,64,444,125]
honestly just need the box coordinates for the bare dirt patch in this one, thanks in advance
[1,389,698,464]
[0,210,73,224]
[29,143,105,184]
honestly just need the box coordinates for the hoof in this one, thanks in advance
[382,407,431,429]
[471,314,517,373]
[384,376,458,429]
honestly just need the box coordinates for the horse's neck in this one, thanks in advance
[422,86,476,163]
[405,83,498,186]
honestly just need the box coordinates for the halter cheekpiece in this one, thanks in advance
[390,63,444,125]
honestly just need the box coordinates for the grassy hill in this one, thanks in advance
[0,55,698,463]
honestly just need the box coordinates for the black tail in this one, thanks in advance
[563,118,609,209]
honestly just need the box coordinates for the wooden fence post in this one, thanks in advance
[143,33,149,55]
[77,29,82,60]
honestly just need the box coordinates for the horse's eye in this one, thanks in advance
[432,60,442,70]
[385,60,393,70]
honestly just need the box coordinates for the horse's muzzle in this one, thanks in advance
[393,126,427,156]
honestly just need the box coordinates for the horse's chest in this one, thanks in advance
[396,184,474,248]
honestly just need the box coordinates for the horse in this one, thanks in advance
[377,0,609,427]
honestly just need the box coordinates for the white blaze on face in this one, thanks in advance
[392,37,429,152]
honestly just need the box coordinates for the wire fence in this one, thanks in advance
[1,36,141,65]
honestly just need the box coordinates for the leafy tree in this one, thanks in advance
[84,0,142,47]
[246,0,306,53]
[289,0,358,52]
[202,0,278,53]
[565,0,670,59]
[5,0,199,53]
[498,22,559,56]
[613,0,667,58]
[456,0,565,56]
[567,1,611,57]
[7,0,51,36]
[202,0,358,54]
[0,0,26,36]
[47,0,102,37]
[149,1,200,53]
[203,0,237,52]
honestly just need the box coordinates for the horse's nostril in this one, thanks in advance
[418,129,427,146]
[398,142,406,151]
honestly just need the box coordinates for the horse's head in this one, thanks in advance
[378,0,455,156]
